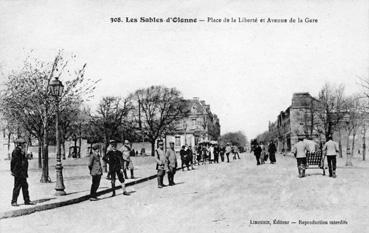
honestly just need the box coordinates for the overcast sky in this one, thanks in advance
[0,0,368,139]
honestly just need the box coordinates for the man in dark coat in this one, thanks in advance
[103,140,129,196]
[253,143,262,166]
[11,139,33,206]
[187,146,194,170]
[180,146,189,171]
[166,142,177,186]
[268,141,277,164]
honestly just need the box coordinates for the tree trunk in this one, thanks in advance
[363,127,366,161]
[7,132,11,160]
[346,130,353,166]
[40,120,51,183]
[38,138,43,169]
[151,140,156,157]
[338,129,343,158]
[352,133,356,159]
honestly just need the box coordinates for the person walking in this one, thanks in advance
[196,145,202,165]
[220,146,225,162]
[209,144,215,163]
[234,146,241,160]
[253,143,262,166]
[214,144,220,163]
[121,140,135,179]
[187,146,194,169]
[166,142,177,186]
[88,144,103,201]
[155,141,167,188]
[323,136,339,178]
[11,138,34,207]
[225,143,232,163]
[103,140,129,196]
[292,136,309,178]
[268,141,277,164]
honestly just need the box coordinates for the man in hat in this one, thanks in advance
[103,140,129,196]
[323,135,339,178]
[166,141,177,186]
[155,141,167,188]
[88,144,103,201]
[11,138,33,206]
[292,136,309,178]
[121,140,134,179]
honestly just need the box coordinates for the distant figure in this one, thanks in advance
[268,141,277,164]
[214,145,220,163]
[155,141,167,188]
[187,146,194,169]
[253,143,262,166]
[225,143,232,163]
[166,142,177,186]
[196,146,202,165]
[219,146,225,162]
[88,144,103,201]
[11,138,34,207]
[323,136,340,178]
[180,146,188,171]
[121,140,134,179]
[292,136,309,178]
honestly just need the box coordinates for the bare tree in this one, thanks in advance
[129,86,189,156]
[0,52,98,182]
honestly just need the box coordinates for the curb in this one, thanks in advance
[0,167,183,220]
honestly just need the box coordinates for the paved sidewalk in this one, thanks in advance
[0,155,159,219]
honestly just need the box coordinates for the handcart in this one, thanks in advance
[306,150,326,175]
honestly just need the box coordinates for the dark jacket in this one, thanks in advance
[11,147,28,178]
[268,143,277,154]
[103,150,123,171]
[253,146,262,157]
[180,149,187,160]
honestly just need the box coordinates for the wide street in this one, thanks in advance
[1,153,368,233]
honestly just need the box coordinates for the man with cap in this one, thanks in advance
[225,143,232,163]
[292,136,309,178]
[103,140,129,196]
[121,140,134,179]
[88,144,103,201]
[155,141,167,188]
[166,141,177,186]
[323,135,339,178]
[11,138,33,206]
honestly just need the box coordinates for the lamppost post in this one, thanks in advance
[49,77,66,196]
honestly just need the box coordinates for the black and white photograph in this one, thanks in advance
[0,0,368,232]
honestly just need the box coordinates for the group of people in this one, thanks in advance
[195,143,241,165]
[88,139,134,201]
[251,141,277,165]
[9,137,243,205]
[251,136,339,179]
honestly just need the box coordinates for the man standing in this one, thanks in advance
[88,144,103,201]
[155,141,167,188]
[268,141,277,164]
[103,140,129,196]
[180,145,188,171]
[225,143,232,163]
[121,140,134,179]
[292,136,309,178]
[166,142,177,186]
[11,139,34,206]
[253,143,262,165]
[323,136,339,178]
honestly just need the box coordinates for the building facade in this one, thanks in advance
[165,97,220,151]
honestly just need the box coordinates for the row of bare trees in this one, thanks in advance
[0,53,193,183]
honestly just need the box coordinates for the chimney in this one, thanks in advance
[200,100,206,105]
[193,97,199,101]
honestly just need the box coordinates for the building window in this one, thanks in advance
[175,136,181,147]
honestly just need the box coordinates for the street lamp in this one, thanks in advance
[48,77,66,196]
